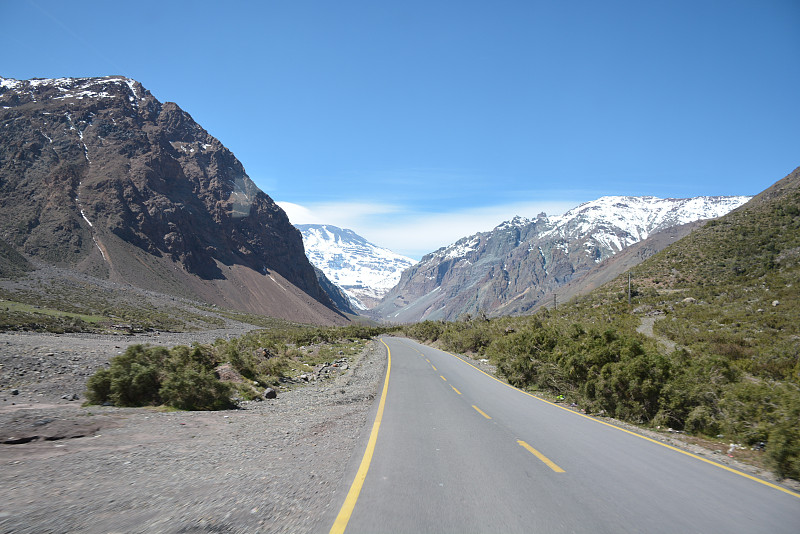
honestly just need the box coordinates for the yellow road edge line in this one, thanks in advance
[451,386,462,395]
[440,348,800,500]
[440,375,447,382]
[329,339,392,534]
[472,404,492,419]
[518,439,565,473]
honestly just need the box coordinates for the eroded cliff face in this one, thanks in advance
[0,76,345,324]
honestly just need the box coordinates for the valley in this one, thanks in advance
[1,74,798,533]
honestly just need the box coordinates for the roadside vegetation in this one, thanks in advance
[85,323,397,410]
[399,181,800,481]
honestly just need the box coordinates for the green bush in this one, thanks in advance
[85,344,233,410]
[589,351,671,423]
[220,338,289,385]
[767,417,800,480]
[85,368,112,405]
[101,345,167,406]
[160,365,232,410]
[683,405,718,435]
[403,321,445,342]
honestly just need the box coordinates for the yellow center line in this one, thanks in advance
[442,349,800,500]
[472,405,492,419]
[451,386,462,395]
[431,364,437,371]
[518,440,565,473]
[440,375,447,382]
[329,339,392,534]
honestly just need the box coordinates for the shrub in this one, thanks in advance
[104,345,167,406]
[86,344,233,410]
[403,321,445,342]
[160,366,233,411]
[763,384,800,479]
[684,405,719,435]
[767,418,800,480]
[85,368,112,405]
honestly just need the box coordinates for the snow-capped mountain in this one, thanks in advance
[297,224,416,310]
[540,195,752,252]
[371,195,751,322]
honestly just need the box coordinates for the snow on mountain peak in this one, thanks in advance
[0,76,143,104]
[297,224,416,309]
[544,195,751,251]
[428,194,751,265]
[494,215,532,231]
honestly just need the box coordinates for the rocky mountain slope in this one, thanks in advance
[310,265,359,316]
[372,195,750,322]
[297,224,416,309]
[527,220,705,314]
[0,76,346,325]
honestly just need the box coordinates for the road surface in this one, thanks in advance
[328,337,800,533]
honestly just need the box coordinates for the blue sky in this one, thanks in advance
[3,1,799,259]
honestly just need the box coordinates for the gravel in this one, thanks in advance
[0,328,387,533]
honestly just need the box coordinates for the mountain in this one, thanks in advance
[0,75,346,325]
[297,224,416,309]
[396,167,800,480]
[310,265,359,316]
[523,220,705,315]
[0,236,33,278]
[372,195,750,322]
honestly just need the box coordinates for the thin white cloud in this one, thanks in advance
[277,201,404,227]
[277,199,579,260]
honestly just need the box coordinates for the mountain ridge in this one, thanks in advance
[372,195,751,322]
[0,75,346,325]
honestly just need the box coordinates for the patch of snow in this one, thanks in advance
[442,236,480,260]
[0,77,23,90]
[268,275,287,292]
[93,237,107,261]
[124,78,140,104]
[80,210,93,227]
[541,195,751,256]
[494,215,531,231]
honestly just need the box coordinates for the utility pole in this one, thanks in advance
[553,294,557,310]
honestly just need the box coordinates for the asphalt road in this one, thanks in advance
[329,337,800,533]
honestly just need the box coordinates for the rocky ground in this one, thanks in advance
[0,328,387,534]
